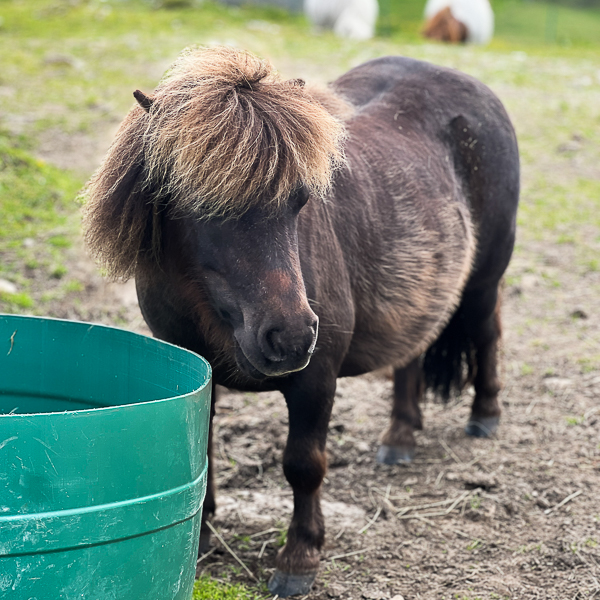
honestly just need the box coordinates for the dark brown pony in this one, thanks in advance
[83,47,519,597]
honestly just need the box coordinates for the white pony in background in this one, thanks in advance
[423,0,494,44]
[304,0,379,41]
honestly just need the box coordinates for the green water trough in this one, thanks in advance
[0,314,212,600]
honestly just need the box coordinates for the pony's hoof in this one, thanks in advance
[465,415,499,438]
[376,444,415,464]
[268,570,317,597]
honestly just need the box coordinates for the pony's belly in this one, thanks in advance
[337,197,476,378]
[339,280,467,376]
[339,326,429,377]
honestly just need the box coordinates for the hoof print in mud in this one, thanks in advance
[268,570,317,597]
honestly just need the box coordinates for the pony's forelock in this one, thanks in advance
[143,46,348,219]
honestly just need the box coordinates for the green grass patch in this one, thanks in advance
[466,538,483,551]
[565,415,584,426]
[519,179,600,235]
[193,576,268,600]
[518,178,600,271]
[0,290,34,310]
[0,130,82,311]
[491,0,600,48]
[0,132,80,245]
[577,354,600,373]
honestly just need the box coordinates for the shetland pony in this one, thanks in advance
[423,0,494,44]
[83,47,519,596]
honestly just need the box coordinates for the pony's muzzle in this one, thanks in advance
[261,316,319,364]
[236,313,319,378]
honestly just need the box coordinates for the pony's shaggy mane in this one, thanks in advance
[145,47,348,217]
[82,46,349,279]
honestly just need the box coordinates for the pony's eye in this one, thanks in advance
[291,186,310,211]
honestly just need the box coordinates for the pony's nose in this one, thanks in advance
[261,317,319,365]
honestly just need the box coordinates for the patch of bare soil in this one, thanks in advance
[202,362,599,599]
[37,125,119,177]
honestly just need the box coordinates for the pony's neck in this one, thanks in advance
[305,83,355,121]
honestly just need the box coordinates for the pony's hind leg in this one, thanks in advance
[376,357,424,464]
[462,286,503,437]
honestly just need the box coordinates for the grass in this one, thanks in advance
[0,130,83,312]
[1,0,599,144]
[491,0,600,47]
[382,0,600,48]
[193,576,268,599]
[0,133,80,247]
[1,0,600,594]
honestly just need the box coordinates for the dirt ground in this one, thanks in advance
[36,76,599,600]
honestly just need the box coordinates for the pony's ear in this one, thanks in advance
[82,109,158,281]
[133,89,155,112]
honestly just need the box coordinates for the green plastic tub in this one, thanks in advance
[0,315,212,600]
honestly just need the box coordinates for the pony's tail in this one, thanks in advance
[422,306,476,401]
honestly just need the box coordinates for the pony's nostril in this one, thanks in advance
[265,328,286,362]
[261,316,319,366]
[217,308,232,322]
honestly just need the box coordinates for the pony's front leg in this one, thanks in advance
[268,375,335,597]
[199,381,217,555]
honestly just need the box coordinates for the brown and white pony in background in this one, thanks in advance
[423,0,494,44]
[83,47,519,596]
